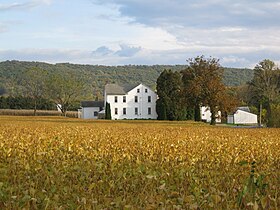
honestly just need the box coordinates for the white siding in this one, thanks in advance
[231,110,258,124]
[106,84,157,120]
[82,107,100,119]
[227,115,234,124]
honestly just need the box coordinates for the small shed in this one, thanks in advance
[79,101,104,119]
[227,107,258,124]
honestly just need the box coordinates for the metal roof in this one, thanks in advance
[81,101,104,108]
[105,83,140,95]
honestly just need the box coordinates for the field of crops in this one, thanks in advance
[0,116,279,209]
[0,109,78,118]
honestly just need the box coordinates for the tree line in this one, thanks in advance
[156,56,280,127]
[245,59,280,127]
[1,57,279,126]
[0,96,54,110]
[0,67,86,116]
[0,60,253,100]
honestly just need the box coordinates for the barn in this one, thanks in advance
[227,107,258,125]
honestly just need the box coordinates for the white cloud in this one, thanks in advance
[221,56,248,66]
[2,45,279,68]
[0,49,88,64]
[39,0,52,5]
[115,44,141,57]
[87,0,280,67]
[1,0,280,68]
[0,0,52,11]
[93,0,280,29]
[92,46,113,56]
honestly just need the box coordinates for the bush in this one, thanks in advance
[269,104,280,127]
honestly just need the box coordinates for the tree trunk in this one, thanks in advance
[210,106,217,125]
[33,99,37,116]
[59,104,67,117]
[210,115,216,125]
[259,103,262,127]
[194,104,201,121]
[267,102,272,127]
[63,106,67,117]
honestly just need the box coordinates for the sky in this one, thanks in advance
[0,0,280,68]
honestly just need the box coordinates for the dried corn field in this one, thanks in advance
[0,116,279,209]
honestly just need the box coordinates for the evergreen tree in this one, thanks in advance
[105,102,112,120]
[156,69,186,121]
[156,98,167,120]
[185,107,194,120]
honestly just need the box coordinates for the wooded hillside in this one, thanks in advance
[0,60,253,99]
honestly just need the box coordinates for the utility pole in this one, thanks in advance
[259,103,262,127]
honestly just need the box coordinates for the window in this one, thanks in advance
[114,96,118,103]
[94,111,98,117]
[115,108,118,115]
[148,96,151,103]
[134,96,138,103]
[123,96,126,103]
[135,107,138,115]
[123,108,126,115]
[145,88,148,93]
[148,107,151,115]
[137,88,140,93]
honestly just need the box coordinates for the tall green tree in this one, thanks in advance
[105,102,112,120]
[47,73,86,116]
[156,69,186,121]
[20,67,48,115]
[156,98,167,120]
[249,59,280,126]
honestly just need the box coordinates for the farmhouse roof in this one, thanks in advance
[81,101,104,108]
[237,106,251,113]
[105,83,139,95]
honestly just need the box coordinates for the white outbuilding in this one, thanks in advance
[78,101,104,119]
[227,107,258,124]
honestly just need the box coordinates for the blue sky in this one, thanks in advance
[1,0,280,67]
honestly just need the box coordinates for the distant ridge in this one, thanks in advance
[0,60,253,99]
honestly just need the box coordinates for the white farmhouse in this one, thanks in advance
[78,101,104,119]
[227,107,258,124]
[79,83,158,120]
[105,83,158,120]
[200,106,222,123]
